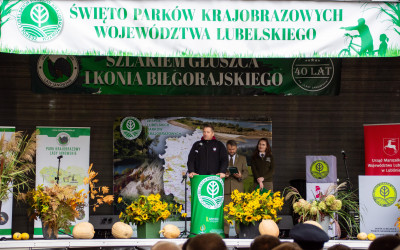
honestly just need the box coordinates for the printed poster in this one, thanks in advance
[35,126,90,238]
[0,127,15,237]
[364,124,400,175]
[113,117,272,218]
[359,175,400,236]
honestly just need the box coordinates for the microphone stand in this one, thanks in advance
[55,155,63,184]
[341,151,352,192]
[340,150,358,239]
[179,172,195,238]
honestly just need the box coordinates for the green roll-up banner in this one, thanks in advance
[190,175,224,237]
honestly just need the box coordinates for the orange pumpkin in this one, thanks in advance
[259,219,280,237]
[72,222,95,239]
[112,222,133,239]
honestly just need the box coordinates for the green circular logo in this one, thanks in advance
[17,0,63,42]
[197,176,224,209]
[120,117,142,140]
[310,160,329,179]
[372,182,397,207]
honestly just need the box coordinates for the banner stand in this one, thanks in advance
[190,175,224,237]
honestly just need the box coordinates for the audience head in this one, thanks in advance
[186,233,227,250]
[151,241,180,250]
[272,242,302,250]
[289,223,329,250]
[368,234,400,250]
[250,235,281,250]
[327,244,351,250]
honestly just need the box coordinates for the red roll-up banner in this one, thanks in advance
[364,124,400,175]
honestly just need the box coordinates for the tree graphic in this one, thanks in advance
[207,181,219,198]
[316,163,324,174]
[30,4,49,28]
[127,120,135,131]
[380,186,390,199]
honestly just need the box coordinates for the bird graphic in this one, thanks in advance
[47,55,72,80]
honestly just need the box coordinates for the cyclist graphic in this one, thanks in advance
[378,34,389,56]
[340,18,374,56]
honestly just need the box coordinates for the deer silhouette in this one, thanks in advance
[384,140,397,152]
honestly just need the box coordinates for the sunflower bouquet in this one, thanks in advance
[117,194,186,225]
[223,189,284,226]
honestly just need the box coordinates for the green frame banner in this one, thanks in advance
[31,55,341,95]
[0,127,15,237]
[34,126,90,238]
[190,175,224,237]
[1,1,400,57]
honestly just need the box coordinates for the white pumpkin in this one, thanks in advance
[72,222,95,239]
[259,219,280,237]
[112,222,133,239]
[159,224,180,239]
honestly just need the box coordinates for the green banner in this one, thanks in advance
[1,1,400,57]
[31,55,340,95]
[190,175,224,237]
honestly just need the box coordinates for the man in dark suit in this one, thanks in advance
[223,140,248,238]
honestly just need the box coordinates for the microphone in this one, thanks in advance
[57,155,63,160]
[341,150,346,159]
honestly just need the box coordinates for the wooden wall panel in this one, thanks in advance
[1,53,400,233]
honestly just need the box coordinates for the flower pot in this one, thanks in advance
[238,221,261,239]
[137,221,161,239]
[42,222,57,239]
[316,216,330,233]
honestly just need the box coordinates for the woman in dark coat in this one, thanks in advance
[251,138,274,191]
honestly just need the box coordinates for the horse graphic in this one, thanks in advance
[383,138,399,156]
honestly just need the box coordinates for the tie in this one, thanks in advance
[229,156,234,166]
[261,153,265,158]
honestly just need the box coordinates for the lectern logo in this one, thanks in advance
[310,160,329,179]
[17,0,63,42]
[372,182,397,207]
[120,117,142,140]
[383,138,399,156]
[197,176,224,209]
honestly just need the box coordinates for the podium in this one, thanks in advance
[190,175,224,237]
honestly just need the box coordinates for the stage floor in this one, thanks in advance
[0,238,372,249]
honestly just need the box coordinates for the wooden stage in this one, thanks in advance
[0,238,372,249]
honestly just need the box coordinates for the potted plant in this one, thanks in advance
[285,183,360,237]
[117,193,186,238]
[223,189,284,238]
[19,164,114,239]
[0,131,36,218]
